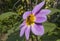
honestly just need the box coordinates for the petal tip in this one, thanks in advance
[46,9,51,14]
[32,1,45,14]
[20,34,22,37]
[41,1,45,5]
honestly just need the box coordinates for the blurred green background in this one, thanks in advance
[0,0,60,41]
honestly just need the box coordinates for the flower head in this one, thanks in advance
[20,1,51,40]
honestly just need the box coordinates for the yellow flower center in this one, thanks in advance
[26,14,36,25]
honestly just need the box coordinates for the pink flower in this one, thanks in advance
[19,1,51,40]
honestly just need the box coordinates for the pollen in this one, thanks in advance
[26,14,36,25]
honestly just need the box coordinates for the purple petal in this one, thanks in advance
[19,21,25,28]
[32,1,45,14]
[25,26,30,40]
[23,11,31,19]
[20,25,27,37]
[31,24,44,36]
[35,15,47,23]
[38,9,51,15]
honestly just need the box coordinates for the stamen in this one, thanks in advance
[26,14,36,25]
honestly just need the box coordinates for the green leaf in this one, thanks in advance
[41,33,58,41]
[0,12,17,21]
[56,39,60,41]
[6,31,25,41]
[41,28,60,41]
[43,22,56,33]
[49,8,60,15]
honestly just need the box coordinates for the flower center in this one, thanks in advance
[26,14,36,25]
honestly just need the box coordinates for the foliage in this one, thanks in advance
[0,0,60,41]
[0,12,20,33]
